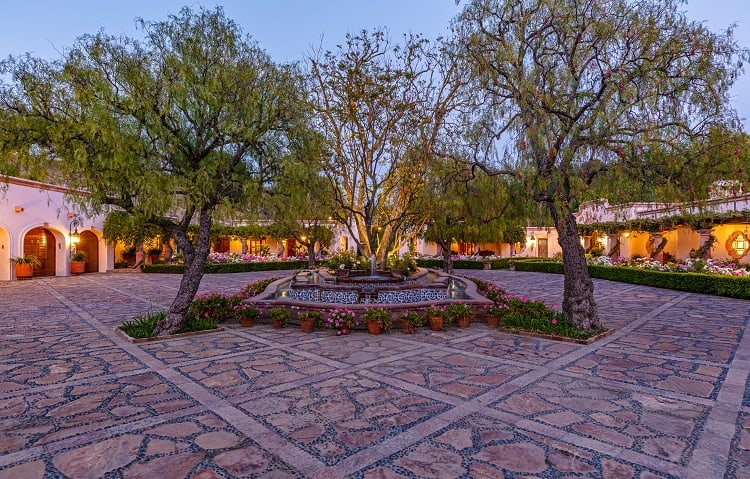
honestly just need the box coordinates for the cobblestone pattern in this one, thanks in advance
[0,269,748,478]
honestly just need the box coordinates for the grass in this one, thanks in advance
[121,311,218,339]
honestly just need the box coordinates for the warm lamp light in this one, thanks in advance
[733,232,749,257]
[69,216,83,249]
[623,232,631,238]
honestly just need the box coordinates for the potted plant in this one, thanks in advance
[298,311,321,333]
[268,307,289,328]
[364,308,392,335]
[399,311,424,334]
[70,250,86,274]
[10,255,41,280]
[234,304,260,327]
[325,308,357,335]
[484,304,506,327]
[446,303,474,328]
[424,305,446,331]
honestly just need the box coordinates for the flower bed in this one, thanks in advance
[591,255,750,276]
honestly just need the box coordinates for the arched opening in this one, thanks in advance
[23,227,56,277]
[0,227,10,281]
[78,230,99,273]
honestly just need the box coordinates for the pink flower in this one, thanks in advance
[551,319,557,325]
[204,312,209,318]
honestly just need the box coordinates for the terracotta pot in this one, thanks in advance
[300,318,316,333]
[429,316,444,331]
[401,322,416,334]
[15,263,33,280]
[239,316,254,327]
[487,315,500,328]
[366,320,383,335]
[70,261,85,275]
[456,315,471,328]
[338,327,351,336]
[271,317,285,329]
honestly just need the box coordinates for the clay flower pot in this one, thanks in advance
[239,316,254,327]
[487,315,500,327]
[429,316,444,331]
[456,315,471,328]
[366,320,383,335]
[401,322,416,334]
[70,261,85,275]
[15,263,34,279]
[300,318,316,333]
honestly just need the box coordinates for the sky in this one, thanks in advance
[1,0,749,129]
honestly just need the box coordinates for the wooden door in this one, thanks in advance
[538,238,548,258]
[24,228,56,276]
[78,231,99,273]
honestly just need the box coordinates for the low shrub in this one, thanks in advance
[190,293,241,322]
[238,277,282,298]
[121,311,218,338]
[121,311,162,338]
[142,260,307,274]
[516,261,750,300]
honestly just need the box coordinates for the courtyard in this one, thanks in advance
[0,270,749,478]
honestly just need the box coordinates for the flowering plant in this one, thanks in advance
[424,305,446,318]
[399,311,424,327]
[484,303,507,318]
[325,309,358,330]
[190,292,241,321]
[445,303,474,319]
[233,304,259,319]
[365,308,393,332]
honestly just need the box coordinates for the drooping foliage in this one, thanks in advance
[0,7,306,335]
[455,0,748,330]
[307,29,475,265]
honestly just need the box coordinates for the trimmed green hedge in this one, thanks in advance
[513,260,750,300]
[142,260,308,274]
[416,258,514,270]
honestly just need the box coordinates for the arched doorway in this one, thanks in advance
[78,230,99,273]
[0,227,10,281]
[24,227,56,277]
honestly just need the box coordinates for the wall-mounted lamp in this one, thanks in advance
[528,234,536,244]
[623,232,631,238]
[14,206,24,213]
[69,215,83,249]
[733,231,749,257]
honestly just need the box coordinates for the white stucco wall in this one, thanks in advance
[0,177,113,280]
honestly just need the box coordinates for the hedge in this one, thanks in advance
[142,260,308,274]
[513,260,750,300]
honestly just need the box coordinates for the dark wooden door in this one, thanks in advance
[24,227,56,276]
[78,231,99,273]
[538,238,548,258]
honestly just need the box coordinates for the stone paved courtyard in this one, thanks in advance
[1,269,749,478]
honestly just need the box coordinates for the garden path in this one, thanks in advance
[0,269,748,478]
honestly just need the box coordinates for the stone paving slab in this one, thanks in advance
[491,374,708,467]
[0,270,749,478]
[0,346,146,394]
[355,412,682,478]
[565,348,726,399]
[139,331,272,365]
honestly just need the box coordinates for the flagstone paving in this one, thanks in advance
[1,269,749,478]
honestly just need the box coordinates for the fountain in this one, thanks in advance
[247,262,492,325]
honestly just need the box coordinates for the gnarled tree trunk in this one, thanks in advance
[153,207,214,336]
[552,207,601,331]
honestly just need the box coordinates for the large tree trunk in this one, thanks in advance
[552,206,601,332]
[307,240,317,268]
[153,208,214,336]
[439,239,453,273]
